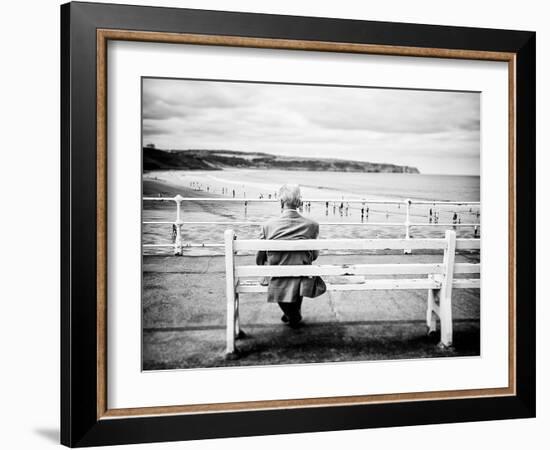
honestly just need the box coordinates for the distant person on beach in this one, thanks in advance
[171,224,177,243]
[256,184,319,328]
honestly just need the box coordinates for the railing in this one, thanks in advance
[142,195,480,255]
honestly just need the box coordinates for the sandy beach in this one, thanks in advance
[143,170,481,256]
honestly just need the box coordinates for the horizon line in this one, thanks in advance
[143,145,479,176]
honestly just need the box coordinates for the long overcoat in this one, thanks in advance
[256,209,319,303]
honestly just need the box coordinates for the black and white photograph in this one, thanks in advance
[141,78,481,370]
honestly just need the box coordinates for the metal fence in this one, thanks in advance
[142,196,480,255]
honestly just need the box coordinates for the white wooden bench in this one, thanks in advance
[224,229,480,357]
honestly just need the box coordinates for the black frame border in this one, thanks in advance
[61,2,535,447]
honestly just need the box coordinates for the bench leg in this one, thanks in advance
[235,295,240,337]
[224,229,239,358]
[438,230,455,348]
[426,289,437,334]
[439,292,453,348]
[226,290,237,356]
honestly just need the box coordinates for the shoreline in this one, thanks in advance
[142,171,481,256]
[143,177,225,199]
[143,169,481,203]
[143,169,407,202]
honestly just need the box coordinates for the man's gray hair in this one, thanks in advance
[279,184,302,209]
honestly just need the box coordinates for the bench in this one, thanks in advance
[224,229,480,357]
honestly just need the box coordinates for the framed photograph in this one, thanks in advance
[61,1,535,447]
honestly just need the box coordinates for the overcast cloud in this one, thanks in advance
[142,78,480,175]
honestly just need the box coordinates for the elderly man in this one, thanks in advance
[256,184,319,327]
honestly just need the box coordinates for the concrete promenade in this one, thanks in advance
[143,252,480,370]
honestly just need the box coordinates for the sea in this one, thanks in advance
[142,169,480,255]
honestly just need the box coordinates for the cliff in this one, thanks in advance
[143,148,420,174]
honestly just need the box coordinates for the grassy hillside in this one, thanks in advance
[143,148,420,173]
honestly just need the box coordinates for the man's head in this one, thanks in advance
[279,184,302,209]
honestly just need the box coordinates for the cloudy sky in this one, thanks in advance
[142,78,480,175]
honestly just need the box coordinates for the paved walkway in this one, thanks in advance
[143,252,480,370]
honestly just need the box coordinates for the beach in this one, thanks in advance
[142,169,481,255]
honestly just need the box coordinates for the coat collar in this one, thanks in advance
[281,209,301,218]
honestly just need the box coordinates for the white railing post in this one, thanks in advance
[225,229,237,356]
[173,195,184,256]
[404,199,412,255]
[439,229,456,347]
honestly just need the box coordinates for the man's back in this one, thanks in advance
[257,209,319,266]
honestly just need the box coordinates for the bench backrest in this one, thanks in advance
[225,229,479,280]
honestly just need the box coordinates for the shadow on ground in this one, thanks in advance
[142,252,480,370]
[143,319,480,370]
[33,428,59,444]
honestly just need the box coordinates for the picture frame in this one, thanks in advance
[60,1,536,447]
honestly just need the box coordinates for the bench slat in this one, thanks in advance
[452,279,480,288]
[454,263,481,273]
[456,239,480,250]
[234,238,448,251]
[236,278,480,293]
[233,238,480,252]
[236,263,443,277]
[237,278,441,293]
[235,262,479,277]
